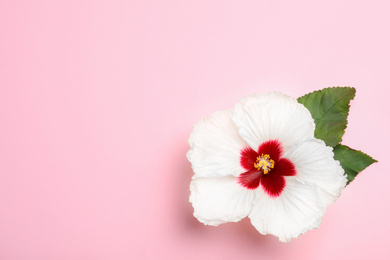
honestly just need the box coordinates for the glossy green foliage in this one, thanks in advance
[298,87,356,147]
[333,144,377,184]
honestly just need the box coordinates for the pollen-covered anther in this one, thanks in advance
[254,154,275,174]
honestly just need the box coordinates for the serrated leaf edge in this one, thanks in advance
[333,144,377,185]
[335,144,378,164]
[298,86,356,147]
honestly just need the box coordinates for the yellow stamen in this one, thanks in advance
[254,154,275,174]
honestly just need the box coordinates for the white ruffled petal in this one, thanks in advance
[187,110,247,178]
[284,139,347,207]
[190,176,256,225]
[249,178,325,242]
[232,92,315,151]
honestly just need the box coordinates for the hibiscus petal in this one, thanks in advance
[272,158,296,177]
[187,110,248,178]
[249,178,325,242]
[257,139,283,163]
[190,176,256,225]
[260,174,286,197]
[232,92,315,152]
[240,147,258,171]
[283,139,347,206]
[238,169,261,189]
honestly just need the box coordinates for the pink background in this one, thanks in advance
[0,0,389,259]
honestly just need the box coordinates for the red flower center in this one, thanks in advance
[238,140,296,197]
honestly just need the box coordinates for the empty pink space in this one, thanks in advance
[0,0,389,259]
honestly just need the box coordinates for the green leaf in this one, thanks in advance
[297,87,356,147]
[333,144,377,185]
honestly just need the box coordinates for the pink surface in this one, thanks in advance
[0,0,389,259]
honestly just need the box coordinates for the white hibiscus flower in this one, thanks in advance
[187,92,347,242]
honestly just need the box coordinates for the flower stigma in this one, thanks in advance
[254,154,275,174]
